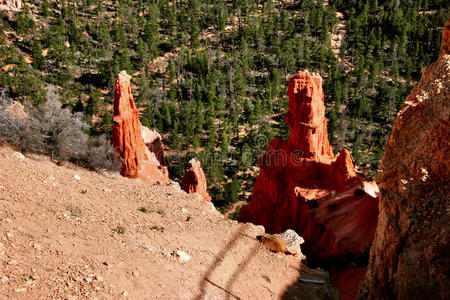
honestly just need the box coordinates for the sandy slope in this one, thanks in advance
[0,146,336,299]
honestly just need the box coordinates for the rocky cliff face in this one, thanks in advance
[359,17,450,300]
[112,71,170,185]
[182,158,211,201]
[238,71,378,258]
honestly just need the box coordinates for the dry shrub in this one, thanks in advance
[0,89,120,171]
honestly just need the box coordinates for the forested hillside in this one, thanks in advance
[0,0,447,209]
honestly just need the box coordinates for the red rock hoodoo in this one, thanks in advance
[182,158,211,202]
[112,70,170,185]
[239,70,379,299]
[359,17,450,300]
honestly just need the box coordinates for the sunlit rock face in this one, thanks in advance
[359,16,450,300]
[112,70,170,185]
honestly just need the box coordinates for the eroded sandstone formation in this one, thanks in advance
[359,17,450,300]
[112,70,170,185]
[182,158,211,201]
[238,70,379,299]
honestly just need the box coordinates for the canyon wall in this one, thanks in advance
[359,17,450,300]
[112,70,170,185]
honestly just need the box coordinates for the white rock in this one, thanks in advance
[14,287,26,293]
[95,275,103,282]
[7,260,18,265]
[12,152,25,160]
[73,174,81,181]
[1,276,9,283]
[33,244,41,251]
[6,232,12,238]
[169,181,181,190]
[122,291,129,297]
[0,186,5,191]
[181,208,188,214]
[175,250,191,262]
[255,225,265,234]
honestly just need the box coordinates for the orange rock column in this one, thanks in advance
[112,70,147,178]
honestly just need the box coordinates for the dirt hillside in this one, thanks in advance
[0,146,337,299]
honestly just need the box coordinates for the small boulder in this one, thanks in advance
[175,250,191,262]
[12,152,25,160]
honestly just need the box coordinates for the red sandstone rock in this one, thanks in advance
[439,15,450,58]
[112,71,170,185]
[182,158,211,202]
[286,71,333,159]
[331,148,358,188]
[359,21,450,299]
[112,71,147,178]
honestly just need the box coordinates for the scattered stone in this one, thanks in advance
[275,229,305,257]
[12,152,25,160]
[0,186,5,191]
[175,250,191,262]
[95,275,103,282]
[73,174,81,181]
[103,188,112,193]
[1,276,8,283]
[142,245,154,251]
[33,244,41,251]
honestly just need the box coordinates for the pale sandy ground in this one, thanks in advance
[0,146,336,299]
